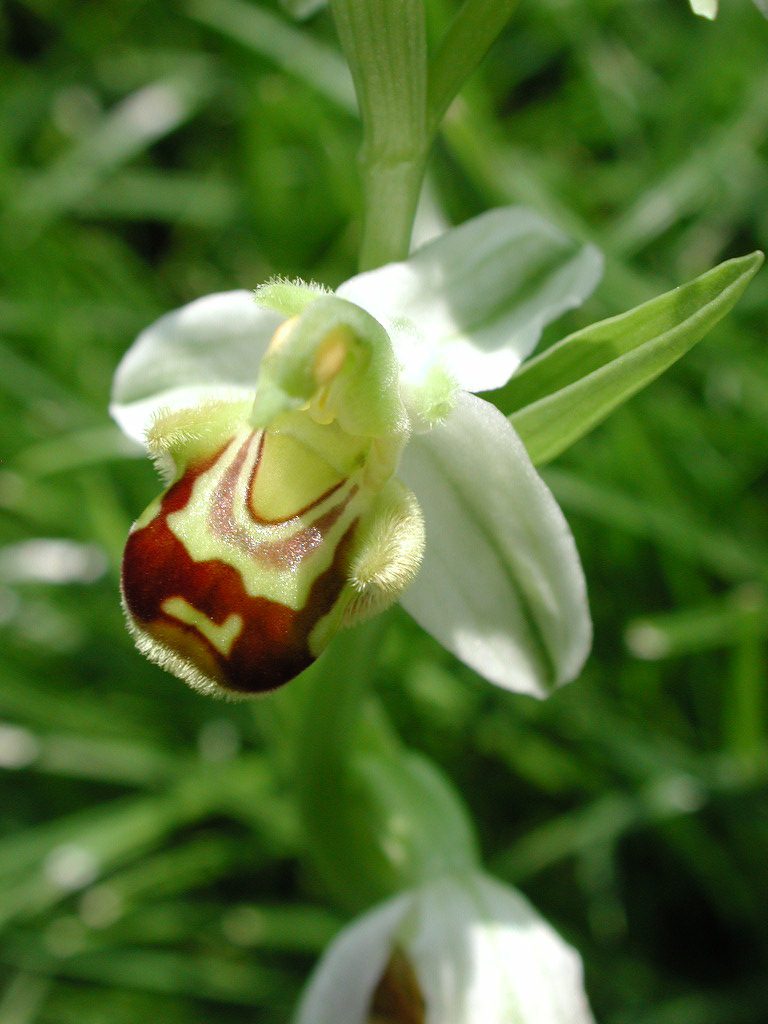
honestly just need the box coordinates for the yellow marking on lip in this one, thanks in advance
[132,494,163,532]
[250,430,344,521]
[161,597,243,657]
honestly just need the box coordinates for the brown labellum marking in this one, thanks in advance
[368,948,426,1024]
[208,431,356,572]
[122,444,358,695]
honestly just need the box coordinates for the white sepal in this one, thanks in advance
[337,207,602,394]
[294,895,411,1024]
[399,392,591,696]
[409,875,595,1024]
[689,0,718,17]
[295,873,596,1024]
[110,291,281,445]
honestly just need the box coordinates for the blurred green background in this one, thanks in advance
[1,1,768,1021]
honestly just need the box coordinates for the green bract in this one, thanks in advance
[111,206,603,698]
[294,871,596,1024]
[504,252,764,465]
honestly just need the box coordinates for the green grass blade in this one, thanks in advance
[187,0,355,112]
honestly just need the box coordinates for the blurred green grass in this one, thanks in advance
[1,0,767,1020]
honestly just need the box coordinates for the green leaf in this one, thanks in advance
[504,252,764,466]
[13,76,213,227]
[427,0,520,131]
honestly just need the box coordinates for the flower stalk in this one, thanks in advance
[330,0,428,269]
[330,0,521,269]
[291,617,480,911]
[358,152,429,271]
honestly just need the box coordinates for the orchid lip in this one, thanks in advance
[121,429,363,697]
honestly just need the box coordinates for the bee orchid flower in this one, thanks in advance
[111,206,602,699]
[294,871,596,1024]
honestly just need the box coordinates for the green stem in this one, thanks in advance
[297,626,372,776]
[286,618,480,911]
[292,619,388,911]
[359,150,429,270]
[258,618,373,786]
[351,0,521,270]
[330,0,428,271]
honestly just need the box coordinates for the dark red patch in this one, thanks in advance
[122,445,356,695]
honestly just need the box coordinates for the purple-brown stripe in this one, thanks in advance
[208,431,357,571]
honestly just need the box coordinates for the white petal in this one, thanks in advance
[337,207,602,394]
[409,875,595,1024]
[294,895,411,1024]
[399,393,591,696]
[110,291,282,444]
[689,0,718,18]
